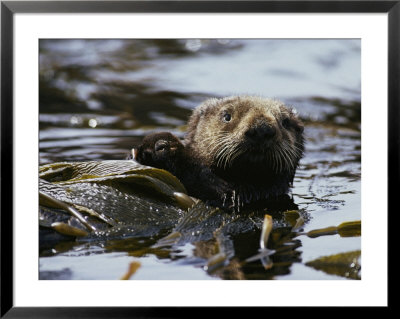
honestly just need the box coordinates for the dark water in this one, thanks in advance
[39,39,361,280]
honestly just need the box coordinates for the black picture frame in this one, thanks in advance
[1,0,395,317]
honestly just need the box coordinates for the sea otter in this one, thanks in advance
[184,95,304,209]
[134,96,304,211]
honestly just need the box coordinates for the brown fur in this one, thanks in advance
[184,95,304,209]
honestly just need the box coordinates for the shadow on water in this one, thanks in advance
[39,39,361,280]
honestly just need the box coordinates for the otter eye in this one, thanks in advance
[223,113,231,122]
[282,118,290,128]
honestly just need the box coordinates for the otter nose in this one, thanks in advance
[245,124,276,142]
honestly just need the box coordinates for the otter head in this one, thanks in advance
[135,132,184,169]
[185,96,304,182]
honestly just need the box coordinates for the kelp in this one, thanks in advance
[50,222,89,237]
[298,222,361,279]
[39,160,192,244]
[153,201,226,248]
[40,190,97,232]
[120,261,141,280]
[245,215,274,270]
[39,160,187,199]
[305,250,361,279]
[299,220,361,238]
[284,210,305,231]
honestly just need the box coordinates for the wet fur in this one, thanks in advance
[184,96,304,210]
[134,96,304,211]
[134,132,235,207]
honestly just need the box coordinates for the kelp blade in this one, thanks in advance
[39,160,190,242]
[303,220,361,238]
[305,250,361,280]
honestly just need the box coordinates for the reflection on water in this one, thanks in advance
[39,39,361,280]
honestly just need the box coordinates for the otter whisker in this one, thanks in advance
[281,147,287,172]
[279,145,290,172]
[210,140,230,158]
[288,141,304,156]
[278,147,286,172]
[272,151,278,172]
[284,144,297,171]
[207,135,230,149]
[281,141,301,170]
[276,147,284,172]
[222,142,242,169]
[217,149,232,168]
[270,150,278,172]
[284,140,299,155]
[224,145,244,169]
[272,152,278,172]
[228,145,245,167]
[280,144,292,171]
[208,137,232,161]
[204,133,230,144]
[215,142,233,167]
[221,139,240,163]
[268,151,276,171]
[212,134,244,169]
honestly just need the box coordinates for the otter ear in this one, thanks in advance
[199,105,209,116]
[198,101,214,117]
[288,107,304,133]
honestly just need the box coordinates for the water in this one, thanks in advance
[39,39,361,280]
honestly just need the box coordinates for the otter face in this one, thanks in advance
[185,96,304,176]
[136,132,184,169]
